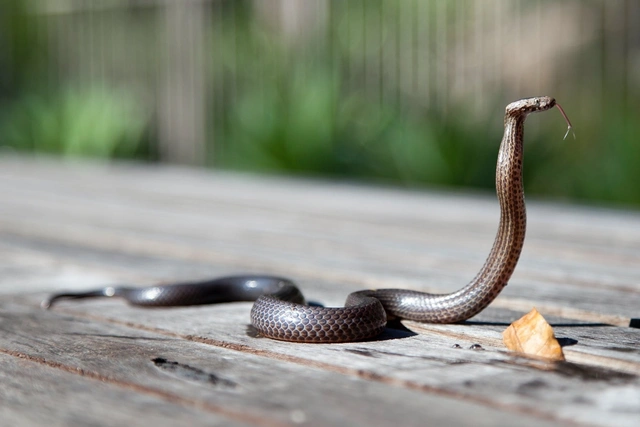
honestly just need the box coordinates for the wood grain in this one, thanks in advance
[1,157,639,426]
[0,300,564,427]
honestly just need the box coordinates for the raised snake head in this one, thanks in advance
[506,96,557,118]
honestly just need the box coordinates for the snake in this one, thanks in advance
[42,96,573,343]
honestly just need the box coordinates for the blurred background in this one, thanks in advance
[1,0,638,206]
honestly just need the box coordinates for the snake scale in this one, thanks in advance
[43,96,572,343]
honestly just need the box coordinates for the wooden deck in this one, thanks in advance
[1,156,638,427]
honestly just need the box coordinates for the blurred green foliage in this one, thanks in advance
[220,66,500,190]
[0,88,148,158]
[213,1,519,193]
[1,0,638,208]
[211,1,640,207]
[527,103,640,206]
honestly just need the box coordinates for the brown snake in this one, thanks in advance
[43,96,573,343]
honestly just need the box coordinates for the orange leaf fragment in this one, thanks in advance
[503,308,565,361]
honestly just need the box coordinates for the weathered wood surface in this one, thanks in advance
[0,156,639,427]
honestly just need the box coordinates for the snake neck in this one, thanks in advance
[488,115,527,278]
[466,115,527,297]
[441,114,528,319]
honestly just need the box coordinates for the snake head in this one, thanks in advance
[506,96,556,117]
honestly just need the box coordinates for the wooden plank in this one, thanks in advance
[6,292,637,427]
[1,157,640,426]
[2,162,640,332]
[0,300,563,427]
[0,355,250,427]
[1,240,638,426]
[2,157,639,270]
[1,186,638,323]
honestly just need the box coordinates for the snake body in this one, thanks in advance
[43,97,566,343]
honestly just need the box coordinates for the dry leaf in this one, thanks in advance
[503,308,565,361]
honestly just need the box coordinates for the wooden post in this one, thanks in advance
[158,0,206,165]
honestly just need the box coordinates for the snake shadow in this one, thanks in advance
[377,320,419,340]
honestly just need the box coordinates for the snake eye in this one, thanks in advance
[535,99,541,107]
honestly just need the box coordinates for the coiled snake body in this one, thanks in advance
[43,97,572,343]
